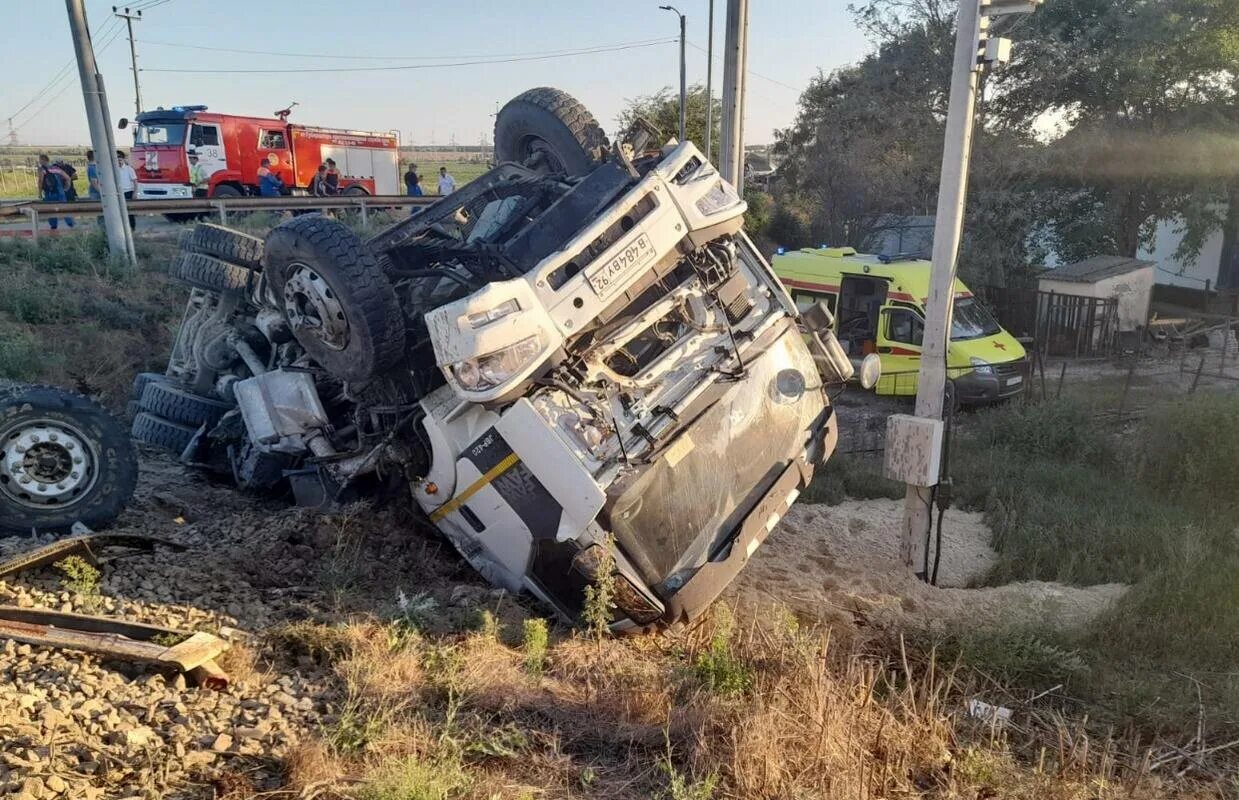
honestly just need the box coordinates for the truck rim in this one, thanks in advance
[0,418,99,509]
[282,262,351,352]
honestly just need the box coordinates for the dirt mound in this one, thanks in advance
[731,499,1127,634]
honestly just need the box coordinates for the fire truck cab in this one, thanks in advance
[130,105,400,201]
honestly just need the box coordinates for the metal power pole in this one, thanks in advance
[898,0,1041,572]
[67,0,136,265]
[718,0,748,188]
[704,0,715,160]
[113,6,143,116]
[660,5,687,143]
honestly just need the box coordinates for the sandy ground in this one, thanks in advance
[731,498,1127,635]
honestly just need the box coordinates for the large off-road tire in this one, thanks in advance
[131,412,197,455]
[170,251,254,293]
[131,372,164,401]
[139,381,232,428]
[262,215,405,383]
[494,87,608,177]
[186,223,264,270]
[0,383,138,535]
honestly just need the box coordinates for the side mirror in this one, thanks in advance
[117,118,129,130]
[858,354,882,390]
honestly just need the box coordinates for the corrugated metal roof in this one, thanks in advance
[1044,255,1155,283]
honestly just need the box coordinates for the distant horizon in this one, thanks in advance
[3,1,871,150]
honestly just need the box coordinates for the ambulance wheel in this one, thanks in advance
[0,383,138,535]
[494,87,608,177]
[262,215,404,383]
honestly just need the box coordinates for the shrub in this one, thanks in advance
[0,328,43,381]
[691,609,753,698]
[521,618,549,677]
[966,397,1114,465]
[1134,392,1239,507]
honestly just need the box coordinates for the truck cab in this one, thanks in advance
[773,247,1028,403]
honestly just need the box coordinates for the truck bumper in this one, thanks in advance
[137,182,193,200]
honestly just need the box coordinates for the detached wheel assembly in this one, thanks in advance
[170,251,254,293]
[494,87,608,177]
[263,215,405,383]
[186,223,264,270]
[0,384,138,534]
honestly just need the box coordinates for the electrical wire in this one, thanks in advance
[138,35,677,62]
[5,16,121,127]
[143,38,677,74]
[686,40,800,92]
[12,24,128,132]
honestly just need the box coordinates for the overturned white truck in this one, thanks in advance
[131,88,868,630]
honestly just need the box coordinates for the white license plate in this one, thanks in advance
[1006,374,1023,386]
[588,233,656,298]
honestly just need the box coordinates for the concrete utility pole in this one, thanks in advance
[67,0,136,265]
[112,7,143,117]
[718,0,748,188]
[898,0,1041,573]
[704,0,715,160]
[660,5,688,143]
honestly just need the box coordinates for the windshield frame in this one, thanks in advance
[950,295,1003,341]
[134,121,187,146]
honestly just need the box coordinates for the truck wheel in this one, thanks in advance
[139,381,231,428]
[131,412,197,455]
[0,384,138,535]
[494,87,608,177]
[170,251,254,293]
[131,372,164,402]
[263,215,405,383]
[186,223,264,270]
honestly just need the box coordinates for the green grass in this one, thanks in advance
[809,389,1239,737]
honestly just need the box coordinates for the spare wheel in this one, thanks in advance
[494,87,609,177]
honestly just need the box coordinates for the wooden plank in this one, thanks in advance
[0,619,167,663]
[0,606,191,642]
[189,659,230,690]
[157,631,230,672]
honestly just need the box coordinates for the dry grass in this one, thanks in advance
[270,608,1229,800]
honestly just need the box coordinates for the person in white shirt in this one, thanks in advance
[116,150,138,230]
[437,166,456,196]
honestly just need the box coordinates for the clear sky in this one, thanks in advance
[2,1,870,148]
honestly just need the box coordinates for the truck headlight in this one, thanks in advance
[466,299,520,329]
[451,335,542,392]
[969,357,994,376]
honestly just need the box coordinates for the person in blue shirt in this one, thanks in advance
[257,158,285,197]
[85,150,101,200]
[37,154,75,230]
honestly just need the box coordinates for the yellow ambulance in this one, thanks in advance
[773,246,1027,402]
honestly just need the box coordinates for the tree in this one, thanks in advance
[991,0,1239,262]
[616,85,721,152]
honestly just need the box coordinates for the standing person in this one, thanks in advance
[437,166,456,196]
[404,162,423,215]
[85,150,101,201]
[116,150,138,231]
[308,163,328,196]
[323,158,340,196]
[37,154,75,230]
[187,149,208,197]
[258,157,285,197]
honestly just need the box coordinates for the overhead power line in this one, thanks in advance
[686,40,800,92]
[138,35,678,62]
[144,38,677,74]
[4,16,122,126]
[13,24,128,132]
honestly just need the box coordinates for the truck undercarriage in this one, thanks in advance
[129,88,856,630]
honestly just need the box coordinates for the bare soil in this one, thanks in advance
[731,498,1127,635]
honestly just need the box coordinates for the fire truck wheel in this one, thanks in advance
[169,251,254,293]
[494,87,609,177]
[263,215,405,383]
[186,223,265,270]
[0,383,138,535]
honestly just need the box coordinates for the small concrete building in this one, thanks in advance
[1038,255,1155,332]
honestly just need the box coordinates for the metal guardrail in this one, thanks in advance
[0,194,438,238]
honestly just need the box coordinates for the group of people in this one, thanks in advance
[405,163,457,197]
[37,150,137,231]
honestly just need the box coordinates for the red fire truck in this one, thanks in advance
[129,105,400,201]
